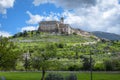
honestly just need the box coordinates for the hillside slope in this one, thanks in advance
[11,31,97,43]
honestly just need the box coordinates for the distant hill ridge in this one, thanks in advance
[92,31,120,40]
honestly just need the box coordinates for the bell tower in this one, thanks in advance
[60,17,64,24]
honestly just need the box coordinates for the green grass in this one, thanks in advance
[0,72,41,80]
[77,72,120,80]
[0,72,120,80]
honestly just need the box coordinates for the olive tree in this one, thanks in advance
[32,43,57,80]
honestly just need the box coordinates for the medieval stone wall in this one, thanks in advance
[38,21,59,33]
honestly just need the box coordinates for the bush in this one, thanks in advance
[55,43,65,48]
[104,59,114,71]
[68,65,80,71]
[112,58,120,71]
[104,58,120,71]
[45,73,64,80]
[45,73,78,80]
[73,32,77,35]
[94,61,105,71]
[65,73,77,80]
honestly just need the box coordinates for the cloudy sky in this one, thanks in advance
[0,0,120,37]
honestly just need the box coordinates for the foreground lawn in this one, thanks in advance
[0,72,41,80]
[0,71,120,80]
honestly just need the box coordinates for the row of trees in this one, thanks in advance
[13,30,40,38]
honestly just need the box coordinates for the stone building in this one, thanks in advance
[38,18,73,34]
[38,17,91,36]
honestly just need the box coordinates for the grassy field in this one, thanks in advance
[0,72,120,80]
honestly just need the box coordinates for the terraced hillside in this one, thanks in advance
[10,31,98,47]
[1,31,120,71]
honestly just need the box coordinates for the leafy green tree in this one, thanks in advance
[80,55,94,71]
[36,30,40,36]
[0,37,21,70]
[112,58,120,70]
[104,59,114,71]
[23,30,28,37]
[82,57,90,70]
[23,53,31,71]
[31,30,34,36]
[94,61,105,70]
[33,43,57,80]
[32,57,41,70]
[71,46,79,59]
[104,58,120,71]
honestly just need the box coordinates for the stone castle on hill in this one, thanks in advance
[38,17,90,36]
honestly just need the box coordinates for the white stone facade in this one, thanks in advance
[38,20,91,36]
[38,21,73,34]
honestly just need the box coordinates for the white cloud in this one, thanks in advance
[43,12,59,21]
[32,0,120,35]
[21,26,38,32]
[107,26,120,34]
[61,0,120,35]
[26,11,44,24]
[26,11,59,25]
[0,0,15,14]
[0,31,12,37]
[33,0,97,9]
[33,0,49,6]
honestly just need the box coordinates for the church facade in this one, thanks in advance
[38,18,74,34]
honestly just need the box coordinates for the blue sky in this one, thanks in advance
[0,0,120,37]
